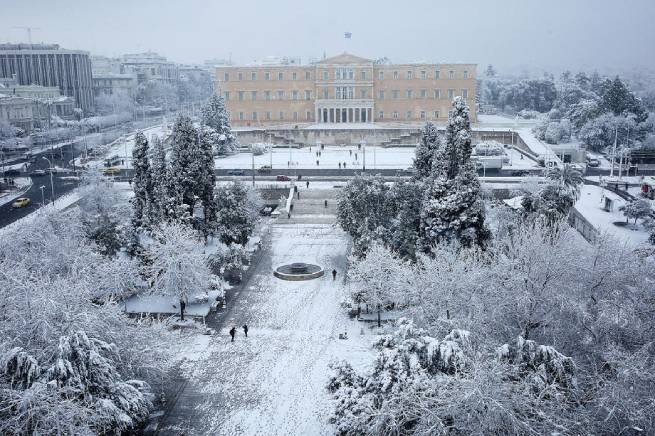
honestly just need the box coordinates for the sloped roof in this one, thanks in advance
[316,52,373,65]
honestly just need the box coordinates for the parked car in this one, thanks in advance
[395,168,416,176]
[227,169,245,176]
[102,167,121,176]
[587,159,600,167]
[258,165,272,173]
[276,175,292,181]
[510,170,529,177]
[11,197,31,208]
[3,169,20,177]
[30,169,46,177]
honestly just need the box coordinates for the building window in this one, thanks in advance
[434,89,441,99]
[360,71,366,80]
[361,89,368,99]
[278,72,284,80]
[335,67,354,80]
[378,111,384,119]
[463,70,469,79]
[306,111,311,120]
[406,89,413,99]
[238,72,243,80]
[292,90,299,100]
[420,89,427,98]
[393,111,399,119]
[448,89,455,99]
[305,90,311,100]
[251,72,257,80]
[392,89,399,99]
[224,72,229,81]
[406,110,412,119]
[224,91,230,100]
[265,72,270,80]
[305,71,311,80]
[238,91,245,101]
[433,110,440,118]
[322,70,328,80]
[378,71,384,80]
[239,111,244,120]
[279,111,284,120]
[393,71,399,79]
[462,89,468,98]
[292,72,297,80]
[265,90,271,100]
[266,111,271,120]
[420,70,427,80]
[420,111,426,119]
[252,112,257,120]
[406,70,413,80]
[293,111,298,121]
[322,89,329,99]
[277,90,284,100]
[449,70,454,79]
[379,90,385,100]
[251,91,257,100]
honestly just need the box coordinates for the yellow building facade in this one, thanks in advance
[216,53,476,126]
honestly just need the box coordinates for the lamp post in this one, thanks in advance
[39,185,45,207]
[42,156,55,205]
[361,140,366,173]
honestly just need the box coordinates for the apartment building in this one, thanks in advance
[216,53,476,126]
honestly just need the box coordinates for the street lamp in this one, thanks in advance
[42,156,55,205]
[39,185,45,207]
[361,140,367,173]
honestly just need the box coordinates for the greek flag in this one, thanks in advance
[344,32,352,39]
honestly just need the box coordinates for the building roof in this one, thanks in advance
[316,52,373,65]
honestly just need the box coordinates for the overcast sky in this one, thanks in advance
[2,0,654,74]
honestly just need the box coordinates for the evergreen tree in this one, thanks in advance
[413,122,441,179]
[600,76,648,123]
[168,116,200,223]
[147,134,168,224]
[201,95,237,155]
[215,182,257,246]
[419,97,490,251]
[198,128,218,236]
[131,131,150,229]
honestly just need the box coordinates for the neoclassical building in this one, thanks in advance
[215,53,476,126]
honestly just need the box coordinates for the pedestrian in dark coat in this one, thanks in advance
[306,180,309,189]
[332,269,337,280]
[243,325,249,337]
[229,326,236,342]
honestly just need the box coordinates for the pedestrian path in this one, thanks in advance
[284,187,339,225]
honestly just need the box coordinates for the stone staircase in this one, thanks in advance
[278,187,339,225]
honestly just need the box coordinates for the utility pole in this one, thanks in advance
[610,126,618,178]
[42,156,55,205]
[251,146,255,187]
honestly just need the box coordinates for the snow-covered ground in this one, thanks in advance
[162,219,374,435]
[0,177,32,207]
[575,184,650,247]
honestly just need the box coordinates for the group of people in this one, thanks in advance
[229,324,248,342]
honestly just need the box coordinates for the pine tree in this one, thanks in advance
[168,116,200,223]
[198,128,217,236]
[131,132,150,229]
[147,134,168,224]
[413,122,441,179]
[201,95,237,155]
[419,97,490,251]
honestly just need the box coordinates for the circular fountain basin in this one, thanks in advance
[273,262,324,281]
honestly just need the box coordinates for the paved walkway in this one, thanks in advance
[156,188,372,435]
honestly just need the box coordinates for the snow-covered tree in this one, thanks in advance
[413,122,441,179]
[145,223,213,320]
[201,95,237,155]
[547,163,583,200]
[146,134,168,225]
[168,116,200,223]
[197,128,218,236]
[131,131,150,229]
[214,181,260,246]
[623,198,651,224]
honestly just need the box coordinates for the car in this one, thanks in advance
[276,175,292,181]
[30,169,47,177]
[587,159,600,167]
[11,197,31,208]
[227,169,245,176]
[102,167,121,176]
[3,169,20,177]
[395,168,416,176]
[257,165,272,173]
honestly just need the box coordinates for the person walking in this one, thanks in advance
[306,180,309,189]
[288,211,291,219]
[229,326,236,342]
[243,324,249,338]
[338,162,341,169]
[332,269,337,280]
[324,199,328,208]
[343,162,347,169]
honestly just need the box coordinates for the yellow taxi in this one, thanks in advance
[102,167,121,176]
[11,197,31,208]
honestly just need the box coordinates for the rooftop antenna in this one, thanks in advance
[13,26,41,45]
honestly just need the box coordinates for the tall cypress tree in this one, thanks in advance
[168,116,200,223]
[131,131,150,229]
[147,134,168,224]
[198,128,217,236]
[419,97,489,251]
[201,95,237,155]
[413,122,441,179]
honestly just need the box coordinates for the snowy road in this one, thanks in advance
[158,191,373,435]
